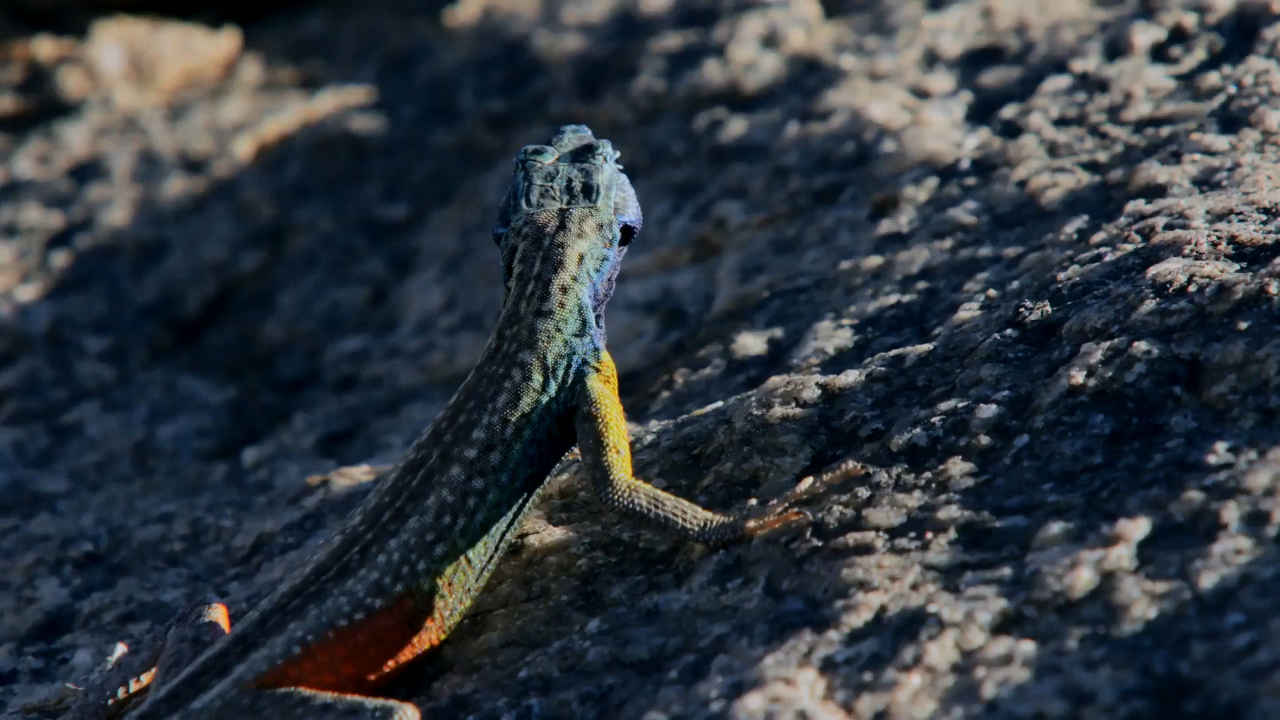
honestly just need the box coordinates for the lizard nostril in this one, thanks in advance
[618,225,636,247]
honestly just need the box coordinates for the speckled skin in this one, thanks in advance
[69,126,807,720]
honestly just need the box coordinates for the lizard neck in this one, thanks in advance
[495,206,623,362]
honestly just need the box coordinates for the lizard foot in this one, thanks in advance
[741,459,869,539]
[59,603,231,719]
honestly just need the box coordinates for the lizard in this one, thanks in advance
[60,125,812,720]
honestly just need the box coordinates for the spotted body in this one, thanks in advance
[64,126,808,720]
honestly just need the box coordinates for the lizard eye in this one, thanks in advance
[520,145,559,164]
[612,173,642,243]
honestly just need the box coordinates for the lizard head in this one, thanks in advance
[492,125,643,336]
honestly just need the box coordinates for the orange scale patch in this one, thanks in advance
[251,592,444,695]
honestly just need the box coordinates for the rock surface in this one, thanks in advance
[5,0,1280,717]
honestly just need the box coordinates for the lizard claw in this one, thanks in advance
[739,460,870,540]
[743,507,812,538]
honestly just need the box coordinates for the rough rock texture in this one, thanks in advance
[5,0,1280,717]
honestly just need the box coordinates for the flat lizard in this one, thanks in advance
[61,125,811,719]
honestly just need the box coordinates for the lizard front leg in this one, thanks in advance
[573,350,811,546]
